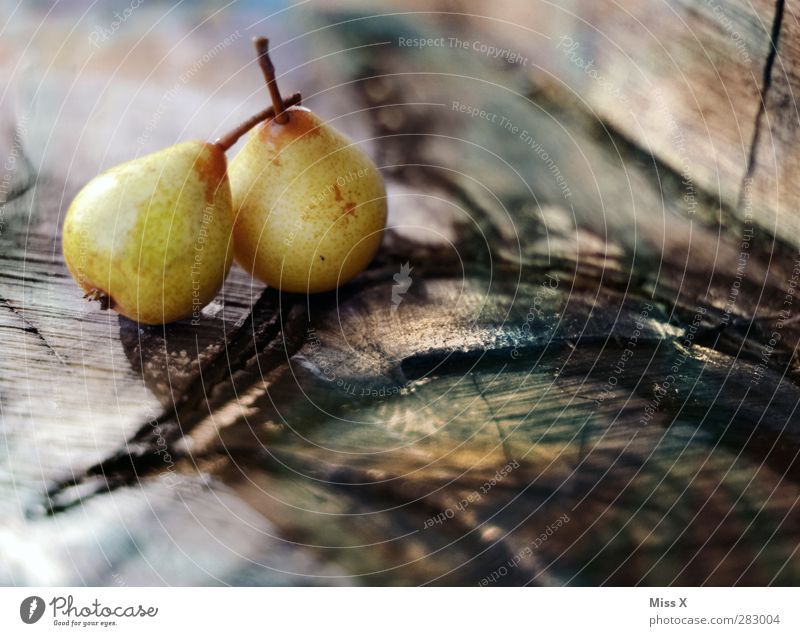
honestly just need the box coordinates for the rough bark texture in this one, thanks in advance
[0,1,799,585]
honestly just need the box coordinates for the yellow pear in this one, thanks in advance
[62,141,233,324]
[228,38,387,293]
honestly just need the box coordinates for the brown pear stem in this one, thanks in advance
[214,92,301,152]
[253,36,289,124]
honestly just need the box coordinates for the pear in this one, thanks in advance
[62,141,233,324]
[228,38,387,293]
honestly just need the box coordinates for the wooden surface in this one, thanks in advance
[1,1,799,585]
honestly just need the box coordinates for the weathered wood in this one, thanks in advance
[379,0,796,248]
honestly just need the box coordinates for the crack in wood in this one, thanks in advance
[42,289,301,514]
[0,294,69,370]
[741,0,786,193]
[470,372,514,464]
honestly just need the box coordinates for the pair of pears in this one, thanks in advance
[63,41,386,324]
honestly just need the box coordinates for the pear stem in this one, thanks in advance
[253,36,289,124]
[214,92,301,152]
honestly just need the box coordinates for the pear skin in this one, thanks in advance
[229,106,387,293]
[62,141,233,324]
